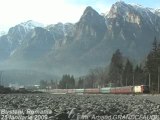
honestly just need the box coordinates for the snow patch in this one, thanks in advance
[10,49,16,56]
[133,33,136,38]
[116,22,119,26]
[20,20,44,31]
[120,30,125,40]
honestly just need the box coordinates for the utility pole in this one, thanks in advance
[83,78,85,89]
[158,67,160,93]
[66,83,67,89]
[149,72,151,90]
[0,72,1,86]
[0,71,3,86]
[55,79,57,89]
[126,77,127,86]
[133,72,135,86]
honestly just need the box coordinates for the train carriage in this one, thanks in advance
[52,89,68,94]
[75,89,84,94]
[67,89,75,94]
[100,87,111,94]
[110,86,134,94]
[84,88,100,94]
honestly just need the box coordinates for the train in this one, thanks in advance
[40,85,149,94]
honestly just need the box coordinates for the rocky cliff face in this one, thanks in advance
[104,1,160,59]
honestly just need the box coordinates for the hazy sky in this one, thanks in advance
[0,0,160,30]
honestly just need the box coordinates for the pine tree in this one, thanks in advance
[70,75,75,88]
[122,59,133,86]
[77,77,84,88]
[59,74,75,89]
[134,65,145,85]
[40,80,48,89]
[108,49,124,87]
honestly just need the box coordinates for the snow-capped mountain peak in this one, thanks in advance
[20,20,44,30]
[107,1,158,26]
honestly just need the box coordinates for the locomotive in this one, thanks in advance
[43,85,149,94]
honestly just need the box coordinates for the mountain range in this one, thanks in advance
[0,1,160,85]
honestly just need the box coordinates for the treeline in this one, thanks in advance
[0,85,12,94]
[0,85,41,94]
[39,75,75,89]
[76,49,145,88]
[39,37,160,93]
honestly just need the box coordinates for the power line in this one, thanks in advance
[0,71,2,86]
